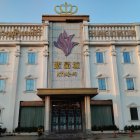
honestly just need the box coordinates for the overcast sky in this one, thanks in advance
[0,0,140,23]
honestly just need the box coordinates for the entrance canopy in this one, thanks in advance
[37,88,98,99]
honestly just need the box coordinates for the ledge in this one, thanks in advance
[37,88,98,98]
[42,15,89,22]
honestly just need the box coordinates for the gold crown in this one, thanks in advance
[54,2,78,15]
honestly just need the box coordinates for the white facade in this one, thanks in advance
[0,16,140,132]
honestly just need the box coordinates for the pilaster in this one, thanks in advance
[83,46,91,87]
[110,45,124,130]
[84,96,91,131]
[83,20,91,88]
[43,45,49,88]
[9,44,21,132]
[44,96,50,134]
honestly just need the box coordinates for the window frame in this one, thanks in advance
[130,107,139,121]
[123,51,131,63]
[98,77,107,91]
[26,79,36,92]
[126,77,135,91]
[0,51,8,65]
[95,51,105,64]
[0,78,6,93]
[27,51,37,65]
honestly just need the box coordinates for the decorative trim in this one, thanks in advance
[127,103,138,107]
[43,48,49,57]
[15,49,21,57]
[123,74,135,78]
[0,75,8,79]
[25,75,37,79]
[96,73,107,78]
[111,48,117,56]
[83,49,90,56]
[37,88,98,98]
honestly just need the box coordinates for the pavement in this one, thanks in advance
[0,133,140,140]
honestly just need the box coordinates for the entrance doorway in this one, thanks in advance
[51,100,82,132]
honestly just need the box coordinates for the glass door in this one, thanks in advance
[51,100,82,132]
[67,109,75,130]
[59,109,67,131]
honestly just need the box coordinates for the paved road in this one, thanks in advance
[0,133,140,140]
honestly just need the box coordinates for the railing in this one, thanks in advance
[88,25,136,41]
[0,24,44,41]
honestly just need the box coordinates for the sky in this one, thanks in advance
[0,0,140,24]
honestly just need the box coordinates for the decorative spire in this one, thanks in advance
[54,2,78,15]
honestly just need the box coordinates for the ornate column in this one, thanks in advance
[84,96,91,131]
[83,20,91,132]
[42,20,49,88]
[9,45,21,132]
[83,20,91,87]
[43,21,50,134]
[110,45,124,130]
[44,96,50,134]
[83,46,91,87]
[43,45,49,88]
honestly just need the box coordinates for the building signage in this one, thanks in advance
[54,30,79,56]
[0,28,42,38]
[89,29,136,38]
[54,61,80,77]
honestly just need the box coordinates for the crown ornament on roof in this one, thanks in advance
[54,2,78,15]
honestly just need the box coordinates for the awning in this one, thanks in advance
[20,101,44,107]
[37,88,98,98]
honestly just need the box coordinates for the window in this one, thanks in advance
[26,79,35,91]
[0,79,5,92]
[130,107,138,120]
[123,52,131,63]
[28,52,36,64]
[126,78,134,90]
[96,52,104,63]
[98,78,106,90]
[0,52,8,64]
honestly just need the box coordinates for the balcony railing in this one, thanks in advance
[88,24,136,41]
[0,24,44,41]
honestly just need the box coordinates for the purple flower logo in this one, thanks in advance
[54,30,79,56]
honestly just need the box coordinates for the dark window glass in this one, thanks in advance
[130,107,138,120]
[123,52,131,63]
[96,52,104,63]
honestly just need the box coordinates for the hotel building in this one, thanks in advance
[0,14,140,133]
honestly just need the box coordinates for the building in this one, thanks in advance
[0,13,140,133]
